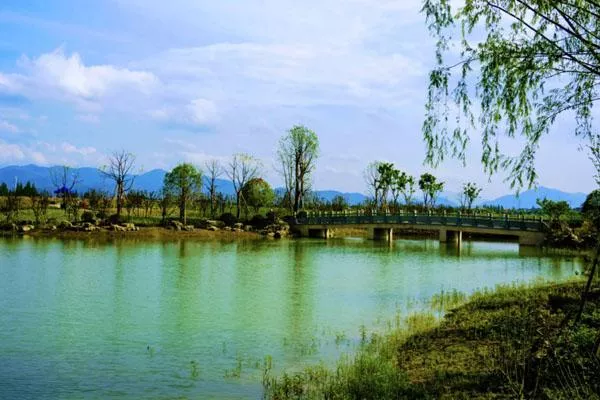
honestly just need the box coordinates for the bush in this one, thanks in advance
[81,210,96,223]
[107,214,124,225]
[219,212,238,227]
[249,215,270,229]
[266,210,279,223]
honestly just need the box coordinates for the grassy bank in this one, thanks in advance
[263,280,600,399]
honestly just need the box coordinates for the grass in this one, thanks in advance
[263,279,600,399]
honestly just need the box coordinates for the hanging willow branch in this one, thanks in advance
[422,0,600,188]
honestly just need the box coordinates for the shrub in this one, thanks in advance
[249,215,270,229]
[219,212,238,227]
[81,210,96,223]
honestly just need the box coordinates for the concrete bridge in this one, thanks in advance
[293,212,547,246]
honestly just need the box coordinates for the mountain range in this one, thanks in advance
[0,164,590,209]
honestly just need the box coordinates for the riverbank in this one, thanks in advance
[264,280,600,399]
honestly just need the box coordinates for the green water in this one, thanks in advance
[0,236,583,399]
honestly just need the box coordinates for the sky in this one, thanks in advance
[0,0,596,199]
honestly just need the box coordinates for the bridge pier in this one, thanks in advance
[439,229,462,245]
[518,232,545,246]
[308,228,331,239]
[368,227,394,242]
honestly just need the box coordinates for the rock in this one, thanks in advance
[197,219,226,229]
[184,225,195,232]
[274,231,282,239]
[123,223,136,231]
[233,228,243,233]
[233,222,244,230]
[19,225,34,233]
[207,225,219,231]
[168,220,184,231]
[244,225,253,232]
[111,224,126,232]
[224,226,232,231]
[81,222,96,232]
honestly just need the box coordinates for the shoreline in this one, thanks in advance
[0,226,264,241]
[264,279,599,399]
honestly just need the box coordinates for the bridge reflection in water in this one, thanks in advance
[294,212,546,247]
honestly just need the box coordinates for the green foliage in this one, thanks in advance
[241,178,275,214]
[583,189,600,228]
[422,0,600,188]
[278,125,319,213]
[163,163,202,224]
[537,198,571,223]
[330,195,348,212]
[461,182,482,210]
[0,182,8,196]
[418,173,444,209]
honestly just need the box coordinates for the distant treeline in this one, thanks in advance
[0,181,42,197]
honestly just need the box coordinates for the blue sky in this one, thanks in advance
[0,0,596,198]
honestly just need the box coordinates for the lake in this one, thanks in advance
[0,236,583,399]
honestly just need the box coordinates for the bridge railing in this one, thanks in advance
[296,212,546,232]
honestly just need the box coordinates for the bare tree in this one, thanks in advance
[100,150,137,220]
[226,153,261,220]
[204,159,223,218]
[50,166,81,216]
[276,148,295,213]
[30,193,50,225]
[364,161,382,209]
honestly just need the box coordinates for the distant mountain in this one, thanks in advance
[0,165,235,196]
[0,165,589,209]
[482,186,588,209]
[311,190,367,205]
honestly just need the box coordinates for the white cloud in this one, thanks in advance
[0,119,20,133]
[0,140,25,161]
[150,98,218,127]
[0,48,158,114]
[60,142,97,156]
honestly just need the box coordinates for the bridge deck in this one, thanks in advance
[297,214,544,232]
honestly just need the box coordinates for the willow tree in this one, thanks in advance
[422,0,600,188]
[423,0,600,363]
[277,125,319,213]
[163,163,202,225]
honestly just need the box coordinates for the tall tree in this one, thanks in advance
[400,173,416,206]
[163,163,202,225]
[376,162,395,210]
[100,150,137,220]
[422,0,600,188]
[204,159,223,218]
[227,153,261,219]
[390,170,416,209]
[419,173,444,209]
[461,182,482,210]
[364,161,383,209]
[277,125,319,213]
[50,166,80,215]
